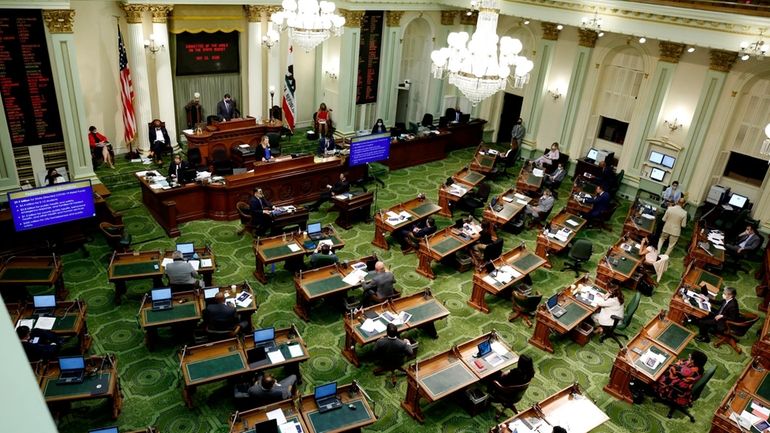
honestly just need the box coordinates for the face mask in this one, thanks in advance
[517,120,522,124]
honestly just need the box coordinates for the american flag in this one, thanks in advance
[118,27,136,144]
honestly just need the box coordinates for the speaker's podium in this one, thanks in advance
[183,117,281,165]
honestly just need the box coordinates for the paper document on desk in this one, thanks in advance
[235,291,253,308]
[448,185,468,197]
[287,344,304,358]
[500,265,521,279]
[487,149,499,155]
[266,408,287,425]
[351,262,367,271]
[161,258,174,268]
[639,350,666,370]
[361,318,387,334]
[317,239,333,249]
[391,311,412,326]
[280,422,302,433]
[34,317,56,330]
[484,353,505,367]
[641,213,655,220]
[565,219,579,227]
[483,275,499,286]
[239,144,251,148]
[508,419,535,433]
[334,193,351,200]
[342,269,367,285]
[490,341,509,357]
[554,231,571,243]
[267,350,285,364]
[385,211,399,219]
[712,244,725,250]
[516,199,528,205]
[514,193,528,200]
[188,260,200,271]
[532,168,544,177]
[287,243,302,253]
[16,319,35,330]
[200,258,213,268]
[502,196,514,203]
[546,394,610,433]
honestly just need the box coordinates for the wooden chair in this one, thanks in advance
[658,365,717,422]
[99,222,132,253]
[508,291,542,327]
[714,312,760,354]
[236,201,254,236]
[601,292,641,347]
[205,324,241,342]
[488,380,530,420]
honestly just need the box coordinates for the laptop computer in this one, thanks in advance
[546,293,566,318]
[151,288,173,311]
[315,382,343,413]
[490,197,504,212]
[203,287,220,304]
[176,242,195,259]
[253,419,279,433]
[33,294,57,316]
[57,356,86,385]
[476,339,492,358]
[246,327,276,364]
[307,222,325,241]
[88,427,118,433]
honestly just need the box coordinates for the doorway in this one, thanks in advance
[497,93,523,144]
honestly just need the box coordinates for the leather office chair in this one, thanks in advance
[587,200,619,230]
[205,324,241,342]
[490,149,519,179]
[370,289,402,305]
[488,380,530,420]
[562,239,593,276]
[527,205,554,230]
[373,335,415,386]
[609,169,625,197]
[265,132,281,156]
[420,113,434,128]
[508,291,542,327]
[457,183,492,216]
[187,148,204,170]
[307,254,338,270]
[658,365,716,422]
[714,312,760,354]
[99,222,132,253]
[236,201,254,236]
[483,239,505,262]
[600,292,641,347]
[212,148,233,175]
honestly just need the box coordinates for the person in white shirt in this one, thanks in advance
[661,181,683,208]
[592,285,625,331]
[534,142,560,167]
[148,119,171,164]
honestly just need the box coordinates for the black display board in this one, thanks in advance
[0,9,64,147]
[175,31,240,76]
[356,11,383,105]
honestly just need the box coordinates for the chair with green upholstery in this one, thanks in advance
[601,291,641,347]
[562,239,593,277]
[659,365,717,422]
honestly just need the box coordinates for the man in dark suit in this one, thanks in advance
[583,184,610,220]
[362,261,396,305]
[247,373,297,406]
[373,323,414,375]
[692,286,739,343]
[17,325,62,362]
[216,93,239,121]
[168,154,190,179]
[203,292,247,332]
[395,217,436,253]
[249,188,274,235]
[307,173,349,211]
[725,225,762,258]
[148,119,171,164]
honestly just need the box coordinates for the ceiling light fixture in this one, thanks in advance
[580,12,603,38]
[267,0,346,52]
[740,29,769,61]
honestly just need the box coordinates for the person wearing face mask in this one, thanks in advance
[511,117,526,148]
[661,181,683,208]
[148,119,171,164]
[216,93,239,121]
[372,118,387,134]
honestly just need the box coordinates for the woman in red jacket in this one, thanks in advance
[87,126,115,168]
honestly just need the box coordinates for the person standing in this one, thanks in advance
[185,92,203,128]
[249,188,274,235]
[511,117,526,148]
[216,93,239,121]
[657,198,687,256]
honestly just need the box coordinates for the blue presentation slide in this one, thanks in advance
[8,180,95,231]
[349,133,391,166]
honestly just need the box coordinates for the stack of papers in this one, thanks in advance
[287,343,304,358]
[641,213,655,220]
[736,399,770,429]
[487,149,499,155]
[514,193,528,200]
[200,258,213,268]
[532,168,544,177]
[385,210,411,226]
[493,265,522,284]
[639,349,667,370]
[342,269,368,285]
[287,243,302,252]
[554,228,572,243]
[361,318,387,334]
[684,290,711,311]
[516,199,529,205]
[188,260,200,271]
[502,196,514,203]
[235,291,253,308]
[35,317,56,330]
[380,311,412,325]
[448,185,469,197]
[16,318,35,329]
[267,350,285,364]
[334,193,352,200]
[484,353,505,367]
[161,258,174,267]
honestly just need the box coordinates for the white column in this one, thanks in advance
[267,34,281,115]
[150,5,177,151]
[43,10,96,181]
[123,5,152,154]
[245,6,264,120]
[375,12,404,127]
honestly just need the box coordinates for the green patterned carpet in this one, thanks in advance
[48,135,764,433]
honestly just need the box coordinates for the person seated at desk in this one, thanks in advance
[725,224,761,258]
[257,136,272,162]
[249,188,274,236]
[148,119,171,164]
[165,250,199,291]
[581,184,610,220]
[45,168,64,186]
[525,189,555,219]
[373,323,414,375]
[203,292,249,331]
[309,243,339,268]
[471,219,495,264]
[493,354,535,386]
[395,217,436,253]
[372,118,387,134]
[87,125,115,168]
[362,261,396,306]
[591,285,624,334]
[247,373,297,406]
[317,131,336,156]
[655,350,707,407]
[691,286,739,343]
[638,236,669,282]
[596,160,616,193]
[216,93,239,121]
[543,163,566,189]
[17,325,63,362]
[307,173,349,211]
[168,154,190,179]
[533,142,560,167]
[661,181,683,208]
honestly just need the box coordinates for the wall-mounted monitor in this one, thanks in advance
[649,168,666,182]
[661,155,676,168]
[728,193,748,209]
[7,180,95,232]
[649,151,664,165]
[349,133,391,166]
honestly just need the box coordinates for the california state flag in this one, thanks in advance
[282,45,296,132]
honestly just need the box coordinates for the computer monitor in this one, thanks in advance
[253,327,275,345]
[88,427,119,433]
[728,193,748,209]
[253,419,279,433]
[151,288,172,301]
[650,168,666,182]
[176,242,194,255]
[180,168,198,184]
[459,113,470,123]
[477,339,492,357]
[661,155,676,169]
[58,356,85,371]
[314,382,337,400]
[586,148,599,161]
[547,293,559,309]
[33,295,56,309]
[307,222,322,234]
[203,287,220,299]
[648,151,664,165]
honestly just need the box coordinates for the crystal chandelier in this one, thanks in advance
[740,29,769,61]
[267,0,345,52]
[430,0,534,106]
[581,12,604,37]
[760,123,770,157]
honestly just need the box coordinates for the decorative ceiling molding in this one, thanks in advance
[658,41,685,63]
[42,9,75,33]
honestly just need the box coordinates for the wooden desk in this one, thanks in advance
[603,314,694,403]
[293,256,375,322]
[416,226,480,279]
[684,222,725,270]
[565,177,596,216]
[269,206,310,236]
[253,227,344,284]
[15,299,91,353]
[535,210,586,268]
[482,189,531,233]
[667,263,723,325]
[622,198,658,238]
[574,158,603,179]
[752,310,770,361]
[386,131,450,170]
[755,242,770,312]
[442,119,486,151]
[372,198,441,250]
[107,251,163,305]
[529,276,606,353]
[138,290,201,348]
[0,255,66,301]
[515,165,544,197]
[710,360,770,433]
[342,291,449,366]
[161,247,217,286]
[401,331,518,422]
[331,190,374,229]
[242,325,309,385]
[469,245,545,313]
[491,383,609,433]
[37,354,122,419]
[179,337,249,407]
[438,168,486,218]
[596,240,643,289]
[230,399,309,433]
[469,145,498,174]
[300,383,377,433]
[184,117,281,164]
